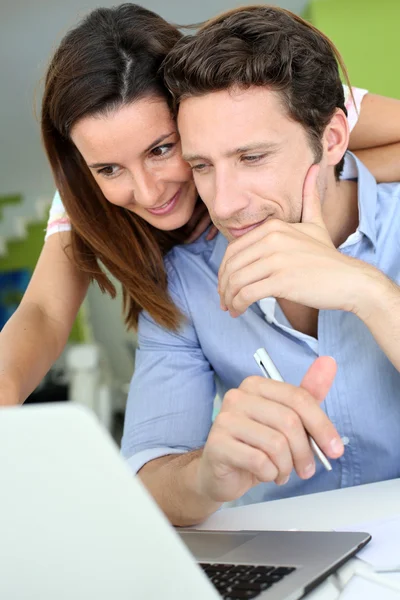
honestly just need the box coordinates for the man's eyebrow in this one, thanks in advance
[232,142,280,156]
[183,142,280,163]
[88,131,176,168]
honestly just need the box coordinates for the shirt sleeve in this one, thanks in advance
[45,190,72,240]
[121,258,216,475]
[343,84,368,132]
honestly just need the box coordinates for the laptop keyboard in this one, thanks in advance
[199,563,296,599]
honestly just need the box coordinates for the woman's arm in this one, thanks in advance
[349,93,400,182]
[0,231,89,405]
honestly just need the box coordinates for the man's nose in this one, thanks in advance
[212,171,249,221]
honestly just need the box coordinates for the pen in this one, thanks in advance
[253,347,332,472]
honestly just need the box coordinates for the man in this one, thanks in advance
[121,6,400,526]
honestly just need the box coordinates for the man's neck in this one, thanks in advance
[321,174,359,248]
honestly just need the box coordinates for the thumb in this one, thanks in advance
[301,163,325,227]
[300,356,337,403]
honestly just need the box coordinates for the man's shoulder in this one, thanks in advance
[160,232,223,316]
[165,231,220,272]
[376,180,400,217]
[377,181,400,198]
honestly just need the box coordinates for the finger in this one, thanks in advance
[222,254,288,315]
[239,376,341,459]
[300,356,343,458]
[208,435,279,486]
[219,242,270,311]
[216,411,293,485]
[228,277,279,316]
[238,397,315,480]
[301,163,325,227]
[219,219,290,286]
[232,383,315,479]
[184,213,212,243]
[218,221,299,308]
[206,225,218,240]
[300,356,337,402]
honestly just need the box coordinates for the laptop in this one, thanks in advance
[0,403,370,600]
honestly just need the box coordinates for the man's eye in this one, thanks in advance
[191,163,209,173]
[97,165,120,178]
[242,154,265,163]
[151,143,174,157]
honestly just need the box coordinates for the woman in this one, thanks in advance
[0,3,399,407]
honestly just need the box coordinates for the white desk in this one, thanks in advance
[195,479,400,599]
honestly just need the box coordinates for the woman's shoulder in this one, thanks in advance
[343,85,368,132]
[45,190,71,240]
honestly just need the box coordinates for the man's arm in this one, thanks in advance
[138,451,222,527]
[349,94,400,182]
[125,257,343,527]
[218,164,400,372]
[121,258,218,523]
[139,357,343,527]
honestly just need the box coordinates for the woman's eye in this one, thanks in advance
[97,165,120,178]
[151,143,174,158]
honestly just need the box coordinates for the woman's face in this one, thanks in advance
[71,96,197,230]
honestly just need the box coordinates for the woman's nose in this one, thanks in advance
[132,171,164,208]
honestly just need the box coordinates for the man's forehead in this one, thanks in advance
[177,87,293,159]
[177,87,290,135]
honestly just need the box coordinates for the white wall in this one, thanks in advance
[0,0,307,200]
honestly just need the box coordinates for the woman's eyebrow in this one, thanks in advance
[143,131,176,153]
[88,132,177,168]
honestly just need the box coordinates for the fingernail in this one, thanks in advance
[330,437,344,456]
[303,462,315,478]
[281,476,290,485]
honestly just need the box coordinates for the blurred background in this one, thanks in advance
[0,0,398,437]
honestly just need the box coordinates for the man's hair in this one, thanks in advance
[163,5,351,177]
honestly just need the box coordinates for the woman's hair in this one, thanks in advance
[42,3,188,331]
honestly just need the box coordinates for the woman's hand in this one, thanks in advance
[0,377,20,407]
[185,200,218,243]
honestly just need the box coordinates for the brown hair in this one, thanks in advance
[163,5,352,177]
[41,4,192,331]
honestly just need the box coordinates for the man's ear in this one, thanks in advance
[323,108,350,167]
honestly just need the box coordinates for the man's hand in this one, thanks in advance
[196,356,344,504]
[218,165,375,317]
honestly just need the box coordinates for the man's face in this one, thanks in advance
[178,86,322,241]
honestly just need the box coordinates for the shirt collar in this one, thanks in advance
[343,151,377,248]
[208,151,378,274]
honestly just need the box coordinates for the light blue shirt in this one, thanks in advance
[121,153,400,506]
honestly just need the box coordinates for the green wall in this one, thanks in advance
[308,0,400,99]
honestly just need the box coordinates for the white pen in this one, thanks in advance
[253,347,332,472]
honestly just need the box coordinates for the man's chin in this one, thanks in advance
[224,219,268,240]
